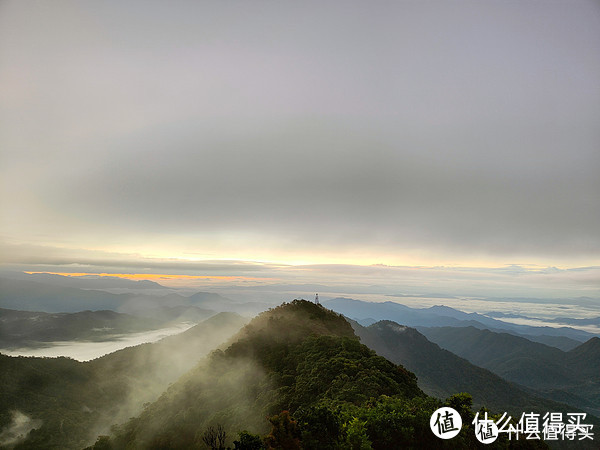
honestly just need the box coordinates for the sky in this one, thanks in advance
[1,1,599,297]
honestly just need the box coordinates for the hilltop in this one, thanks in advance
[99,301,549,449]
[104,301,424,448]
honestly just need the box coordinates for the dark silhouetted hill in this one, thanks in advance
[420,326,600,416]
[353,320,590,419]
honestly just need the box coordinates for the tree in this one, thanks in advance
[343,418,371,450]
[296,405,342,449]
[264,411,300,450]
[202,424,227,450]
[233,430,265,449]
[445,393,474,423]
[90,435,113,450]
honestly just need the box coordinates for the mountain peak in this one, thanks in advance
[230,299,356,347]
[371,320,409,334]
[570,336,600,355]
[104,301,424,448]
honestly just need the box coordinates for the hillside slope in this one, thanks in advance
[106,301,424,448]
[101,301,550,450]
[420,326,600,416]
[354,321,596,419]
[0,313,247,449]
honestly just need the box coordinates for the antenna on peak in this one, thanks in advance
[315,293,319,305]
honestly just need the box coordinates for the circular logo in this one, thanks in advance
[473,413,499,444]
[430,407,462,439]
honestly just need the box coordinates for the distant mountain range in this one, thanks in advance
[1,271,166,290]
[0,276,271,316]
[324,297,600,419]
[487,310,600,327]
[0,277,128,312]
[0,308,167,347]
[324,297,598,345]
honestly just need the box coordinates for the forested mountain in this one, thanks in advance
[568,337,600,378]
[420,327,600,416]
[93,301,549,449]
[520,335,581,352]
[0,313,247,449]
[4,301,591,449]
[352,320,599,426]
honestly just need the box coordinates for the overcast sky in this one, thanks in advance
[1,0,599,280]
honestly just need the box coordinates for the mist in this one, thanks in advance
[0,411,42,448]
[0,322,195,361]
[0,312,248,448]
[85,313,249,442]
[110,356,272,448]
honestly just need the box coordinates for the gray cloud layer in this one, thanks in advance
[1,1,599,263]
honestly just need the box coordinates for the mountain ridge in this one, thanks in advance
[99,301,554,449]
[419,326,600,416]
[325,297,597,343]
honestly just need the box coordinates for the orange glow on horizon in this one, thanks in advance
[25,272,275,283]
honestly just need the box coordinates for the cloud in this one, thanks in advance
[0,241,282,275]
[2,240,599,299]
[1,1,599,265]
